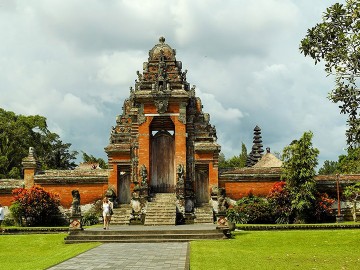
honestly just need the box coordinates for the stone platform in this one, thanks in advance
[64,224,225,244]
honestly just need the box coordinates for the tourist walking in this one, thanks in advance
[102,197,113,230]
[0,204,4,228]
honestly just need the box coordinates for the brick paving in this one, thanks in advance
[48,242,189,270]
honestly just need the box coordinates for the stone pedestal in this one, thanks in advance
[215,212,233,238]
[336,214,344,223]
[129,212,144,225]
[69,215,83,230]
[184,213,195,224]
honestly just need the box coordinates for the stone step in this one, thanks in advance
[194,205,214,224]
[144,193,176,226]
[64,228,225,243]
[110,205,132,225]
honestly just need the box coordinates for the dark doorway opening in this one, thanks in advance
[150,116,175,193]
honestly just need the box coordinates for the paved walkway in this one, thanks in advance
[48,224,219,269]
[48,242,189,270]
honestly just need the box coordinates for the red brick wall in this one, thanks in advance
[223,181,277,200]
[0,192,14,206]
[43,183,108,208]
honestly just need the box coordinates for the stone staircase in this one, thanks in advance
[110,205,132,225]
[64,225,225,243]
[144,193,176,226]
[194,205,214,224]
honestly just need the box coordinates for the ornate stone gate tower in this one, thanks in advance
[105,37,220,218]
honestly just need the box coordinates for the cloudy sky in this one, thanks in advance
[0,0,348,169]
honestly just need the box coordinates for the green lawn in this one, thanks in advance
[190,229,360,270]
[0,233,100,270]
[1,229,359,269]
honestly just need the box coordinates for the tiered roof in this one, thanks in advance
[246,125,264,167]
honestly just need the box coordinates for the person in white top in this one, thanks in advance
[0,204,4,228]
[102,197,113,230]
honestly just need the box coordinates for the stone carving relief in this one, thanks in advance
[154,98,169,114]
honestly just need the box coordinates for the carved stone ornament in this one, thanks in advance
[178,102,187,124]
[154,98,169,114]
[137,103,146,124]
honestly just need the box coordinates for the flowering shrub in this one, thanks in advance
[267,182,292,224]
[233,194,273,224]
[11,186,62,226]
[314,192,335,222]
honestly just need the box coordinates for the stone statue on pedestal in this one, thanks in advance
[69,189,83,230]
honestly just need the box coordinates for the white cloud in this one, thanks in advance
[0,0,348,167]
[96,51,145,86]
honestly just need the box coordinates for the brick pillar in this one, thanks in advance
[108,162,118,194]
[209,161,219,191]
[21,147,39,189]
[138,117,151,182]
[173,116,187,170]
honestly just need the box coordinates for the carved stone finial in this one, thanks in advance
[140,164,148,185]
[159,36,165,44]
[29,147,35,157]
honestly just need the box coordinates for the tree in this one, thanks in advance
[238,142,248,168]
[343,182,360,221]
[218,152,227,168]
[0,108,78,178]
[42,135,78,170]
[318,160,339,175]
[81,151,107,169]
[337,147,360,173]
[281,131,319,223]
[218,143,248,169]
[300,0,360,147]
[318,147,360,174]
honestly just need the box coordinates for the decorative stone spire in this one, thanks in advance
[22,147,41,188]
[246,125,264,167]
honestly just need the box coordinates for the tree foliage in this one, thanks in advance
[81,151,107,169]
[10,186,62,226]
[318,160,339,175]
[281,131,319,223]
[0,108,78,178]
[319,147,360,174]
[233,194,273,224]
[300,0,360,147]
[343,182,360,221]
[218,142,248,168]
[337,147,360,173]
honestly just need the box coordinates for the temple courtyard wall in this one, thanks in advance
[1,168,360,210]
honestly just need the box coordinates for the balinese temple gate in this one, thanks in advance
[105,37,221,225]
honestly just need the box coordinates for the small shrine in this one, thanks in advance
[105,37,221,223]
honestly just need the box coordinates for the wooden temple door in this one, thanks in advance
[151,130,175,193]
[118,165,131,204]
[195,164,209,204]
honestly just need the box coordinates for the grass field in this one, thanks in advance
[0,233,100,270]
[1,229,359,269]
[190,229,360,270]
